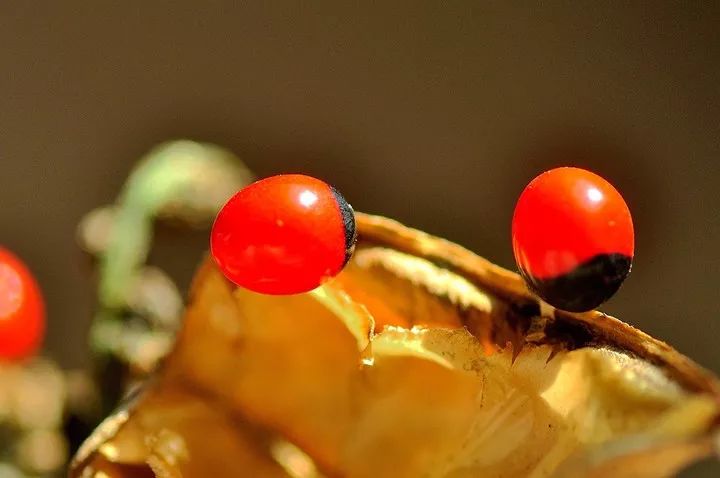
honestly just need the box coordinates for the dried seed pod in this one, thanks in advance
[70,213,720,478]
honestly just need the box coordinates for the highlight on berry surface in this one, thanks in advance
[0,246,45,361]
[512,167,634,312]
[211,174,357,295]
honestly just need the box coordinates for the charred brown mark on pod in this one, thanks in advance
[522,253,632,312]
[330,185,357,266]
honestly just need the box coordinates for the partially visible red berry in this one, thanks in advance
[0,247,45,360]
[211,174,356,295]
[512,167,634,312]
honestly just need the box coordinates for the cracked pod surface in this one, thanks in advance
[70,213,720,478]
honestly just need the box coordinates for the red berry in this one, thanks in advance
[512,167,634,312]
[211,174,356,295]
[0,247,45,360]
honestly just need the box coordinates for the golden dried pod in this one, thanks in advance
[70,213,720,478]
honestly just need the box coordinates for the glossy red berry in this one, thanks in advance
[512,167,634,312]
[0,247,45,360]
[211,174,356,295]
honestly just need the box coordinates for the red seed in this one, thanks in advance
[211,174,356,295]
[512,167,634,311]
[0,247,45,360]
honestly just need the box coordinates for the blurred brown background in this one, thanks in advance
[1,3,719,472]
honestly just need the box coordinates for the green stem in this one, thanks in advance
[98,140,253,309]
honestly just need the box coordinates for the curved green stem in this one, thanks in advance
[99,140,253,309]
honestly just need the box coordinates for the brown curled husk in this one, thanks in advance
[70,213,720,478]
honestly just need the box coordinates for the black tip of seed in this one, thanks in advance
[522,253,632,312]
[330,185,357,266]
